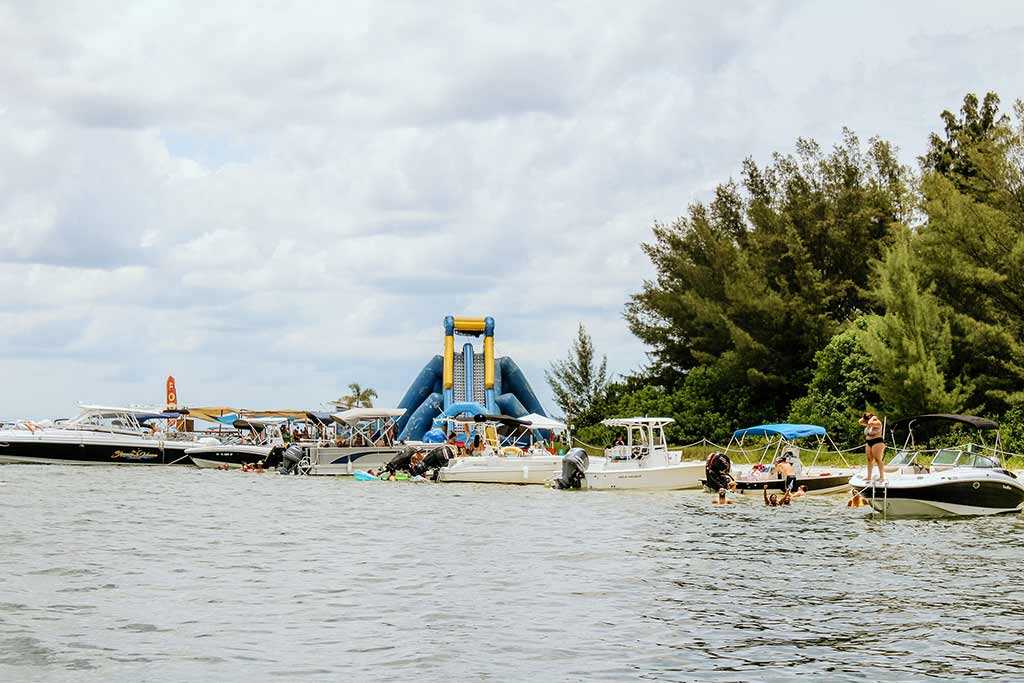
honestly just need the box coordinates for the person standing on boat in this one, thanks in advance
[859,412,886,481]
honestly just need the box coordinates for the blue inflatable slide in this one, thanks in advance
[395,315,548,441]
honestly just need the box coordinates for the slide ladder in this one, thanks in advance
[453,354,467,403]
[472,353,485,406]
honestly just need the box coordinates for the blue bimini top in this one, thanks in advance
[732,423,827,440]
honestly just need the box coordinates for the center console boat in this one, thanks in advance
[555,417,703,490]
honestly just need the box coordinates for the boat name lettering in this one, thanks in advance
[112,449,156,460]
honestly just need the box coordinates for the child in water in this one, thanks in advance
[712,488,734,505]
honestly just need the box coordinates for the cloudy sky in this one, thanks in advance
[1,1,1022,418]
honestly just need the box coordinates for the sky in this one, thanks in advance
[1,0,1023,418]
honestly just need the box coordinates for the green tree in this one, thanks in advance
[626,130,913,417]
[861,232,970,416]
[918,92,1024,410]
[336,383,378,409]
[545,323,609,428]
[788,318,879,446]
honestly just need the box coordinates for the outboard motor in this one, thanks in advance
[264,445,286,469]
[705,451,733,491]
[277,443,305,475]
[384,449,415,474]
[553,447,589,490]
[416,446,452,479]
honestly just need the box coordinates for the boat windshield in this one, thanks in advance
[931,448,962,467]
[887,450,920,466]
[963,452,1000,469]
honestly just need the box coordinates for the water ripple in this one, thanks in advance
[2,466,1024,680]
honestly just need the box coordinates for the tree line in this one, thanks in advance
[549,92,1024,450]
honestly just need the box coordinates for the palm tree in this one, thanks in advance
[335,383,378,409]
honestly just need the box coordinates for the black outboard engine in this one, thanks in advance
[264,445,286,469]
[553,447,589,490]
[384,449,414,474]
[705,451,733,491]
[277,443,305,475]
[385,446,454,479]
[415,447,451,478]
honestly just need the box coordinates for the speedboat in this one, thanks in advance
[850,414,1024,517]
[0,405,206,466]
[302,408,407,475]
[556,417,703,490]
[185,417,285,469]
[436,413,573,485]
[704,424,853,495]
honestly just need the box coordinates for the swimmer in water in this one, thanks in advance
[763,484,779,507]
[848,491,869,508]
[712,488,734,505]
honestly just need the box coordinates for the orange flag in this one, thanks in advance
[166,376,178,411]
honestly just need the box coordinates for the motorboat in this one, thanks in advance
[435,412,573,485]
[185,417,285,469]
[556,417,703,490]
[0,405,206,466]
[302,408,407,475]
[851,414,1024,517]
[708,424,853,495]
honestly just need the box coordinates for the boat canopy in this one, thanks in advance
[468,413,532,428]
[78,404,184,418]
[137,411,187,423]
[232,417,286,431]
[518,413,568,433]
[180,406,240,423]
[732,424,827,440]
[602,417,675,428]
[889,414,998,443]
[331,408,406,425]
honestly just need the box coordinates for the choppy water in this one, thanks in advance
[2,466,1024,681]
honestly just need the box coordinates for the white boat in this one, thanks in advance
[185,417,285,469]
[302,408,407,475]
[706,424,853,495]
[436,413,576,485]
[0,405,206,466]
[557,417,704,490]
[851,414,1024,517]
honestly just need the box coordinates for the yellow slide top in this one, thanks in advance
[452,317,487,333]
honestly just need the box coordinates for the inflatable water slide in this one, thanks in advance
[395,316,548,441]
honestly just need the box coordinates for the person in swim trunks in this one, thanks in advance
[773,458,797,492]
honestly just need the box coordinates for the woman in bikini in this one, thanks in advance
[859,411,885,481]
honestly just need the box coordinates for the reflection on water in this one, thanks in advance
[2,466,1024,681]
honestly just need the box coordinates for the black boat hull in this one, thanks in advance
[0,437,193,466]
[718,473,852,495]
[855,476,1024,517]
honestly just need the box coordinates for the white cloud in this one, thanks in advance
[0,0,1022,417]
